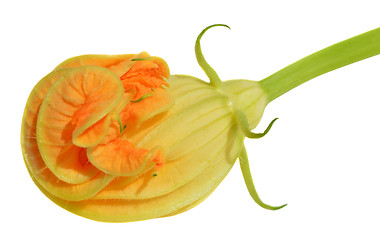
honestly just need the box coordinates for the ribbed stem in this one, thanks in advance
[260,27,380,102]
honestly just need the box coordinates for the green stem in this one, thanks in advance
[260,27,380,102]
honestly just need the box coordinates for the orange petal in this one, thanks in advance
[21,69,114,193]
[73,115,111,147]
[54,54,137,70]
[87,138,163,177]
[37,66,124,183]
[23,141,114,200]
[121,87,173,125]
[120,56,169,89]
[108,52,151,78]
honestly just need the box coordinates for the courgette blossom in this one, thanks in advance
[21,24,380,222]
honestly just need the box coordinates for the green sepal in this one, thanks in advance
[239,146,287,210]
[234,108,278,139]
[195,24,230,88]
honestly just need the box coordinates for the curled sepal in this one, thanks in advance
[195,24,230,88]
[239,146,287,210]
[234,108,278,139]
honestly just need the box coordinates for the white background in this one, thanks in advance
[2,0,380,239]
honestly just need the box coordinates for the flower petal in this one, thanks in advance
[37,66,124,183]
[87,139,164,177]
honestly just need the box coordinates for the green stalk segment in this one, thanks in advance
[260,27,380,102]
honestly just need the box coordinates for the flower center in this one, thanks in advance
[85,53,172,177]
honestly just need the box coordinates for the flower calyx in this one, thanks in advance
[195,24,285,210]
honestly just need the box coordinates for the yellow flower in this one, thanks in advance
[21,27,273,221]
[21,24,380,222]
